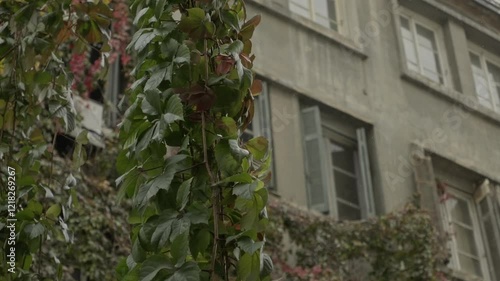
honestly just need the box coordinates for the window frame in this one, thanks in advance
[398,9,449,86]
[468,42,500,113]
[301,106,374,219]
[288,0,344,32]
[323,128,362,220]
[441,188,492,280]
[242,81,276,189]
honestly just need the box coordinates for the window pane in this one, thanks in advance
[487,61,500,110]
[400,17,419,72]
[458,254,483,277]
[330,141,355,172]
[483,218,500,278]
[290,0,311,19]
[453,223,478,256]
[314,0,330,27]
[480,198,490,216]
[470,53,493,108]
[306,139,327,206]
[337,201,361,220]
[449,197,473,225]
[327,0,337,30]
[416,24,442,82]
[333,170,359,205]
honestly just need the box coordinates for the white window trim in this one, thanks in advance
[468,42,500,113]
[323,130,361,220]
[243,81,276,188]
[441,188,492,281]
[398,9,450,86]
[301,106,374,219]
[288,0,345,33]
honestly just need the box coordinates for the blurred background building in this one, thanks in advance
[233,0,500,280]
[78,0,500,280]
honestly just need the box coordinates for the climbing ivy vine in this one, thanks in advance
[115,0,272,280]
[0,0,116,279]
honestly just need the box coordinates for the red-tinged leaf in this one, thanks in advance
[215,55,235,75]
[250,79,262,96]
[240,53,252,68]
[245,136,268,160]
[178,85,215,112]
[240,98,254,132]
[242,15,261,30]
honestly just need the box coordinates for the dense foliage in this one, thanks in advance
[0,0,129,279]
[115,0,272,280]
[266,197,451,281]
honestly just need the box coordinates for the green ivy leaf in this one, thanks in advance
[229,139,250,160]
[133,7,151,26]
[222,173,253,184]
[225,40,244,55]
[215,140,241,178]
[25,223,45,239]
[221,9,240,32]
[237,237,264,254]
[46,204,61,220]
[27,200,43,216]
[16,209,35,220]
[246,136,268,161]
[144,68,167,92]
[135,154,188,207]
[178,8,205,38]
[171,231,189,266]
[134,29,158,52]
[190,228,211,259]
[139,255,174,281]
[237,252,260,281]
[185,203,210,225]
[215,116,238,139]
[165,261,201,281]
[163,94,184,124]
[139,210,177,250]
[176,178,193,211]
[132,239,147,263]
[233,181,262,200]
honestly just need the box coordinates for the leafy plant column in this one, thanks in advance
[116,0,272,280]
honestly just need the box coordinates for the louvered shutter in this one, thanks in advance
[356,128,375,218]
[412,153,443,232]
[301,106,329,213]
[475,180,500,281]
[256,82,276,188]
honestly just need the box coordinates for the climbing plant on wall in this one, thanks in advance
[115,0,272,280]
[0,0,116,279]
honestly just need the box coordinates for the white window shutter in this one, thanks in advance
[301,106,329,213]
[476,181,500,280]
[257,82,272,142]
[356,128,375,218]
[412,154,440,221]
[256,82,276,189]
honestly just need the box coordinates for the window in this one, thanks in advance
[242,82,276,188]
[301,106,374,220]
[289,0,339,30]
[440,179,500,280]
[242,82,272,142]
[469,50,500,112]
[399,13,445,84]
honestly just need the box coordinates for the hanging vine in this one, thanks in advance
[116,0,272,280]
[0,0,114,279]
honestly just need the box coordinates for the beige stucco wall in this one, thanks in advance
[247,0,500,214]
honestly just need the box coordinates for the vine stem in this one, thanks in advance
[203,112,219,280]
[202,36,222,280]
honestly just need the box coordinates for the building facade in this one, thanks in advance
[244,0,500,280]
